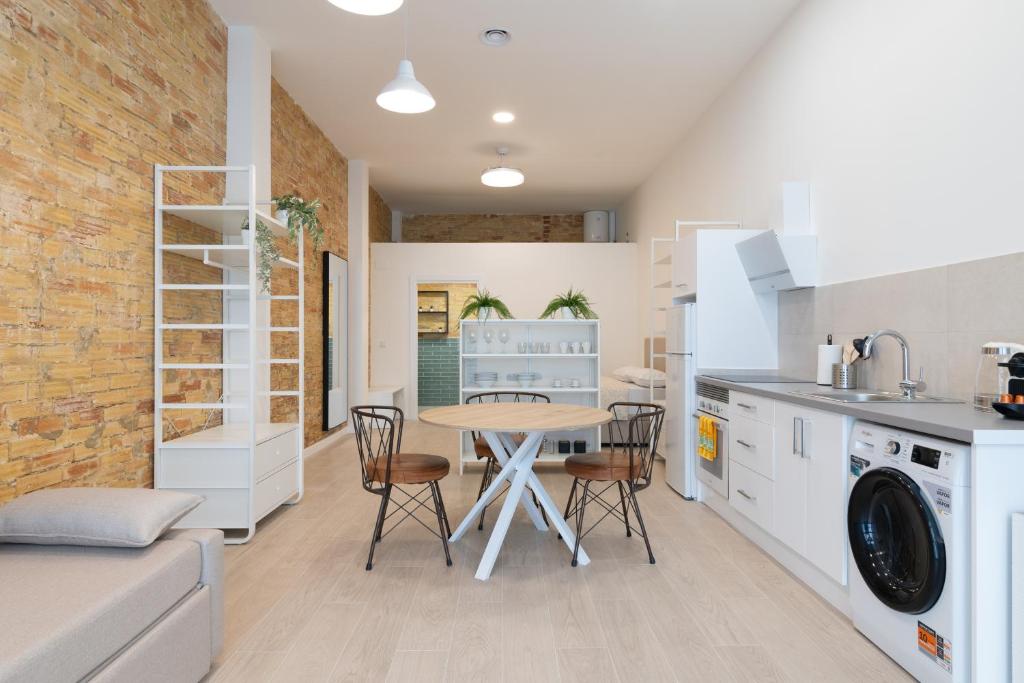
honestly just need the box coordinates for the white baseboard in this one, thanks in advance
[303,428,352,460]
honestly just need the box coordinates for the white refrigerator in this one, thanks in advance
[663,303,696,499]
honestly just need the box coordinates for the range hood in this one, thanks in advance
[735,230,816,293]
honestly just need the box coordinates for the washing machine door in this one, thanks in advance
[847,467,946,614]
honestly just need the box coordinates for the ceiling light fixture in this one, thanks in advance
[481,147,525,188]
[327,0,403,16]
[376,2,435,114]
[492,111,515,124]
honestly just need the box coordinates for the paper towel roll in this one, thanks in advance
[817,345,843,385]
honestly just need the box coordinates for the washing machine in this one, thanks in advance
[847,421,970,682]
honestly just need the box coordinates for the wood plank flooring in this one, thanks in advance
[207,420,910,682]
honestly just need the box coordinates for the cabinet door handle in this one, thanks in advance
[793,417,803,456]
[737,403,755,411]
[737,488,757,502]
[801,419,812,459]
[736,439,755,450]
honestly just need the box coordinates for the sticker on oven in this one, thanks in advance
[850,455,870,477]
[918,621,952,672]
[923,481,953,515]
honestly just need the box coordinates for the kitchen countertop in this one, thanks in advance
[697,375,1024,444]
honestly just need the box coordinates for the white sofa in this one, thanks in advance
[0,528,223,683]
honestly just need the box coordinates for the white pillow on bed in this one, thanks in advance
[611,366,667,388]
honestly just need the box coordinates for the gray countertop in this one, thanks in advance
[696,375,1024,445]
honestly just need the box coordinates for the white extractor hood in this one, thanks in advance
[735,230,817,293]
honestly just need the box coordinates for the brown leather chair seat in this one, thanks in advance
[365,453,450,484]
[473,433,526,459]
[564,450,643,482]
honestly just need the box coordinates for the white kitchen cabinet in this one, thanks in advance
[670,231,697,295]
[771,400,851,584]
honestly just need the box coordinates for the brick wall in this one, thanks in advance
[0,0,228,501]
[270,78,349,447]
[417,282,478,339]
[402,214,584,242]
[417,339,460,407]
[369,186,391,243]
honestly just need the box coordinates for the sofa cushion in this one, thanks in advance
[0,488,202,548]
[0,538,201,682]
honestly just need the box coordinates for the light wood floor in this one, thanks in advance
[208,420,910,682]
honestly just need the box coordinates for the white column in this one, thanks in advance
[225,26,272,424]
[348,160,370,410]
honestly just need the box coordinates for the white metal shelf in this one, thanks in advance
[160,423,298,449]
[460,353,598,359]
[160,205,288,237]
[461,386,599,393]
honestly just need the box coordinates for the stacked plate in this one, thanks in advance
[508,372,541,388]
[474,372,498,388]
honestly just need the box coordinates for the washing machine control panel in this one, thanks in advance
[848,422,970,486]
[883,439,901,456]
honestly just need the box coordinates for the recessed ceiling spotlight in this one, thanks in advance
[481,147,525,188]
[480,28,511,47]
[492,111,515,124]
[327,0,403,16]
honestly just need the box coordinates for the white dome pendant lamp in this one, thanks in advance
[376,2,435,114]
[481,147,525,188]
[327,0,403,15]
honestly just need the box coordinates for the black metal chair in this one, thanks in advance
[561,402,665,566]
[351,405,453,571]
[466,391,550,530]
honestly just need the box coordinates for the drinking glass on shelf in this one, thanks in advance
[498,329,510,352]
[466,330,477,352]
[482,329,494,352]
[517,342,528,354]
[542,342,551,354]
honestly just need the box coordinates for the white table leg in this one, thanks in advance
[475,438,540,580]
[449,431,544,542]
[491,432,548,531]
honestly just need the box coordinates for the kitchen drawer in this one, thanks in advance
[254,460,299,521]
[730,391,774,425]
[730,416,774,479]
[729,461,774,533]
[255,430,298,482]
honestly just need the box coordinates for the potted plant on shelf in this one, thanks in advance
[242,194,325,292]
[539,287,597,320]
[459,289,512,323]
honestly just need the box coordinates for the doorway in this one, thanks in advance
[416,281,478,414]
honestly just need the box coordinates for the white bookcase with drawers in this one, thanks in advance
[153,165,303,543]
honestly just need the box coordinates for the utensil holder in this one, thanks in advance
[832,363,858,389]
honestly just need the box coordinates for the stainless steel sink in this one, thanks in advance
[790,390,963,404]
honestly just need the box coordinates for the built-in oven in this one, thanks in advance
[693,381,729,499]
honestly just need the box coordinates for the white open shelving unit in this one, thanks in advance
[458,319,601,473]
[154,164,304,544]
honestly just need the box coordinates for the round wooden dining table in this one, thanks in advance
[420,402,612,580]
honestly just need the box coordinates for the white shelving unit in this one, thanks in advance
[458,319,601,473]
[154,165,304,544]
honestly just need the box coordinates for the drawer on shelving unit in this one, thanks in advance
[158,447,248,489]
[729,461,774,533]
[255,460,299,520]
[255,429,298,481]
[729,391,774,425]
[171,487,249,529]
[729,415,774,479]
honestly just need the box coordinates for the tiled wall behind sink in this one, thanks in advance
[778,251,1024,399]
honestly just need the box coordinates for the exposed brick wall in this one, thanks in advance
[369,186,391,243]
[402,214,584,242]
[270,78,350,447]
[417,282,478,339]
[0,0,228,501]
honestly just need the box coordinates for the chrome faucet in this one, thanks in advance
[861,329,920,399]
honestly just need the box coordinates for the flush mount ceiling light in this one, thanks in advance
[481,147,525,188]
[376,2,435,113]
[480,28,511,47]
[327,0,403,15]
[492,111,515,124]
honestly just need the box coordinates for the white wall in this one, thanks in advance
[619,0,1024,332]
[370,243,639,412]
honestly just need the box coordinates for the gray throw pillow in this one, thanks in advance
[0,488,203,547]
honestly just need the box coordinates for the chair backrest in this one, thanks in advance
[465,391,549,440]
[350,405,404,491]
[606,402,665,488]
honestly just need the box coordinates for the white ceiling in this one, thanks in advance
[209,0,800,214]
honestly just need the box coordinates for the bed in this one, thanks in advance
[600,341,667,444]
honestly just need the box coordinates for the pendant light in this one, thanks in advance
[376,2,435,114]
[481,147,525,188]
[327,0,403,15]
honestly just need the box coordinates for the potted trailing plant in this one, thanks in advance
[539,287,597,320]
[459,289,512,323]
[242,194,325,292]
